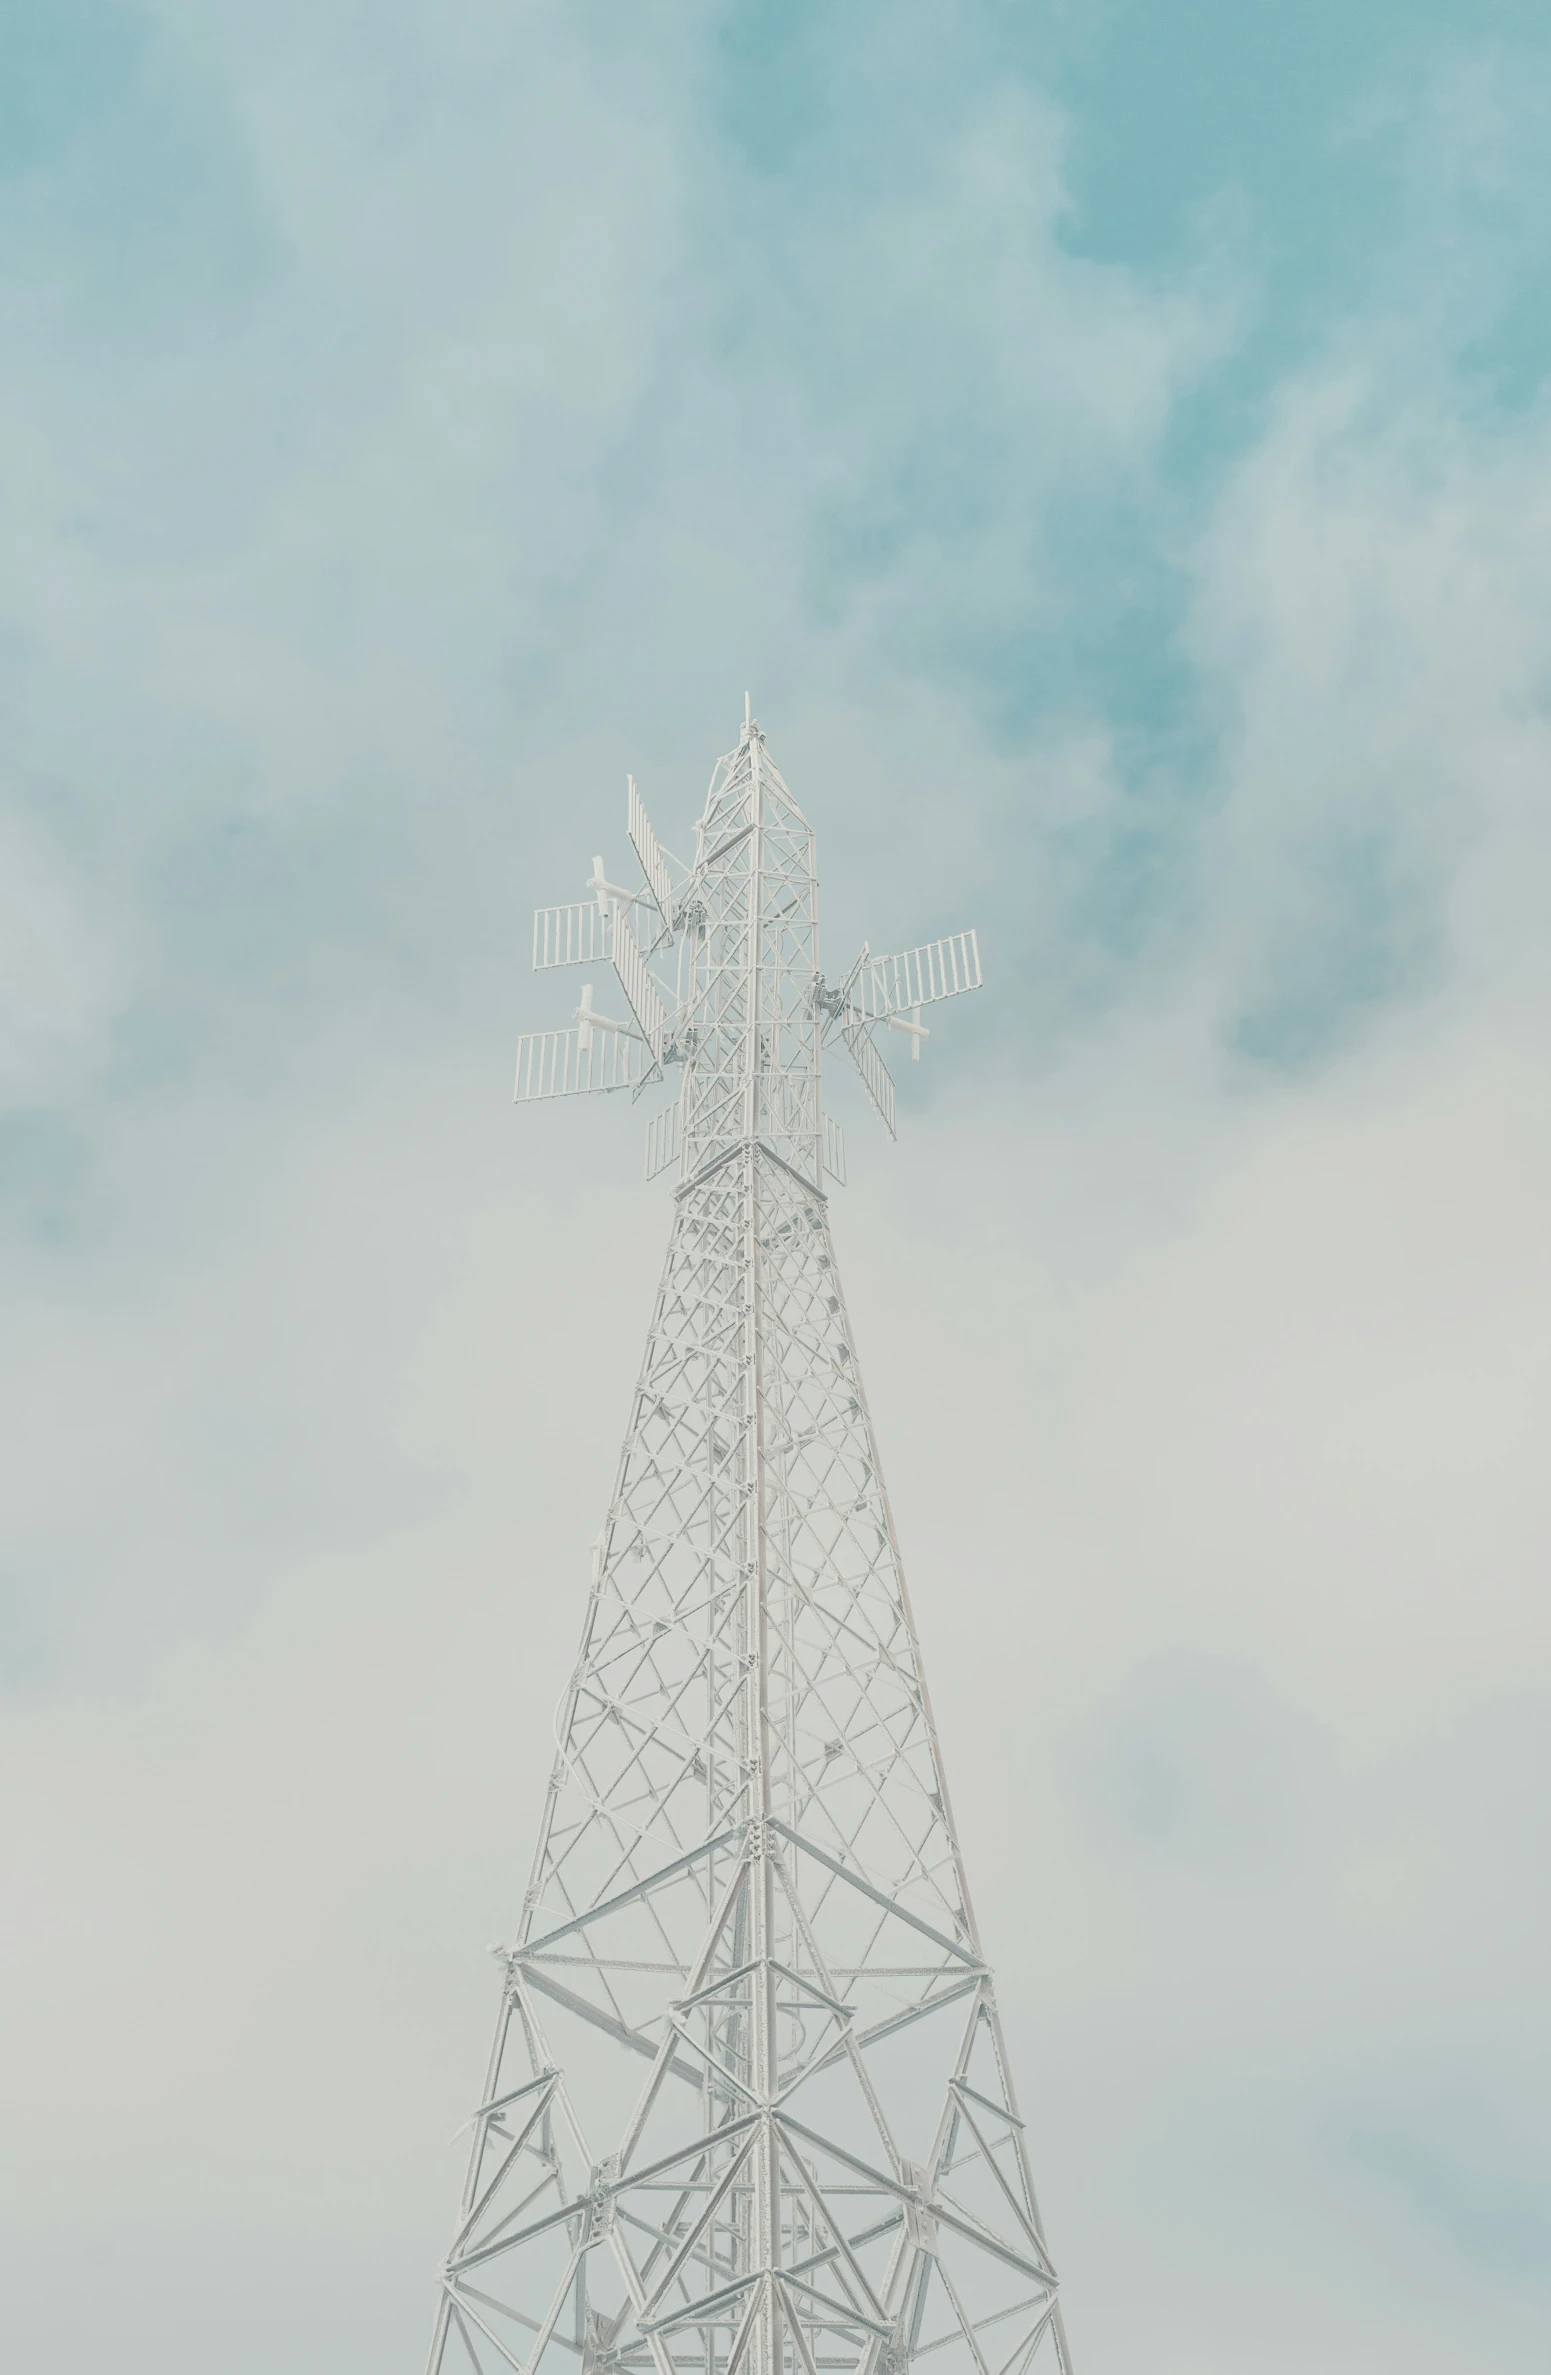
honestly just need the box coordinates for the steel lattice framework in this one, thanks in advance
[426,704,1074,2375]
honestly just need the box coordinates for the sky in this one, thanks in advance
[3,1,1551,2367]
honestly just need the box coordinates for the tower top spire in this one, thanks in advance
[515,703,983,1189]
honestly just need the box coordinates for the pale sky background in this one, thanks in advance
[3,3,1551,2369]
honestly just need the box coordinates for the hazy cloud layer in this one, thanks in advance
[3,5,1550,2370]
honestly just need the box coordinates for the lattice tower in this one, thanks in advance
[426,703,1075,2375]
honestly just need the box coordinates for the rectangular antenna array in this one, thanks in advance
[841,1015,897,1138]
[612,910,668,1056]
[645,1098,682,1180]
[823,1112,846,1186]
[628,779,677,934]
[514,1026,653,1102]
[862,929,981,1018]
[533,902,615,970]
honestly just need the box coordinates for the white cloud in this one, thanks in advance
[1190,336,1551,1062]
[0,812,121,1103]
[3,13,1551,2375]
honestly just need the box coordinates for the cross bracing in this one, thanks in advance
[428,704,1074,2375]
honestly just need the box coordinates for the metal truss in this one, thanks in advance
[429,703,1074,2375]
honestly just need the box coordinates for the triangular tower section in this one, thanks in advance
[428,706,1076,2375]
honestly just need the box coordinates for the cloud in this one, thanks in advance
[0,810,121,1103]
[1189,359,1551,1069]
[2,8,1551,2373]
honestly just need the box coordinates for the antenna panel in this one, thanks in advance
[841,1016,897,1138]
[863,929,981,1018]
[645,1098,682,1181]
[628,779,677,935]
[823,1112,846,1186]
[533,902,614,970]
[513,1025,652,1102]
[611,910,668,1055]
[835,939,869,1003]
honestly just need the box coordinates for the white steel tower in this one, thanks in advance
[426,703,1073,2375]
